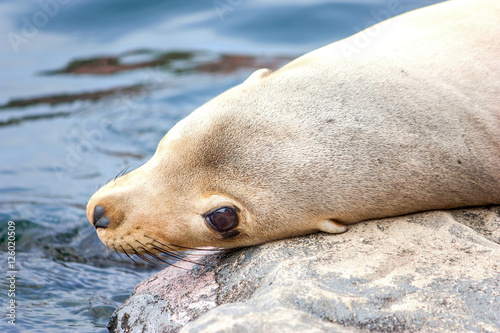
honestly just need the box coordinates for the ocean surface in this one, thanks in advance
[0,0,443,331]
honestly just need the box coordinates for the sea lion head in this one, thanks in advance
[86,69,345,256]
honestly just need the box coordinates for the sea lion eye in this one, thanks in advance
[204,207,238,232]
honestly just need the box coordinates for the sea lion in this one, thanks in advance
[86,0,500,257]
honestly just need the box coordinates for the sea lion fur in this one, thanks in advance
[86,0,500,254]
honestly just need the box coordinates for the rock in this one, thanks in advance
[110,206,500,332]
[108,252,219,333]
[2,50,292,110]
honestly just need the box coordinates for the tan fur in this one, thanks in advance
[87,0,500,253]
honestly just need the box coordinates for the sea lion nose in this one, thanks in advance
[93,205,110,229]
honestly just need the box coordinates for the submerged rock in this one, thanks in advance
[1,50,292,110]
[110,206,500,332]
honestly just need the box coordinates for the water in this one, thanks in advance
[0,1,443,331]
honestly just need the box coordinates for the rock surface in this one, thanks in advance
[109,206,500,332]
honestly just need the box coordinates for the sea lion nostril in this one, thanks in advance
[95,217,110,229]
[93,205,106,226]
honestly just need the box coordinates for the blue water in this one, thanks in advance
[0,1,443,331]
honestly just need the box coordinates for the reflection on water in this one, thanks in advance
[0,0,443,331]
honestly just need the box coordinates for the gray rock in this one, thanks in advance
[110,206,500,332]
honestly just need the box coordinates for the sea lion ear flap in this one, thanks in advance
[318,219,348,234]
[243,68,272,84]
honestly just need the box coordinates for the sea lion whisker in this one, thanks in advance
[144,238,198,257]
[140,249,174,266]
[135,244,189,267]
[145,235,220,253]
[169,241,223,252]
[104,176,115,186]
[112,245,124,259]
[172,244,222,252]
[134,239,186,262]
[134,239,184,258]
[114,164,135,181]
[134,246,191,270]
[131,247,160,267]
[103,163,145,187]
[147,243,193,262]
[139,250,172,266]
[130,240,179,267]
[119,245,140,265]
[145,240,209,261]
[144,236,190,252]
[148,243,213,267]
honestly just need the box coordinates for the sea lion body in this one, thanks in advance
[87,0,500,253]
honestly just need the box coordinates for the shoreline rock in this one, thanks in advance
[110,206,500,332]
